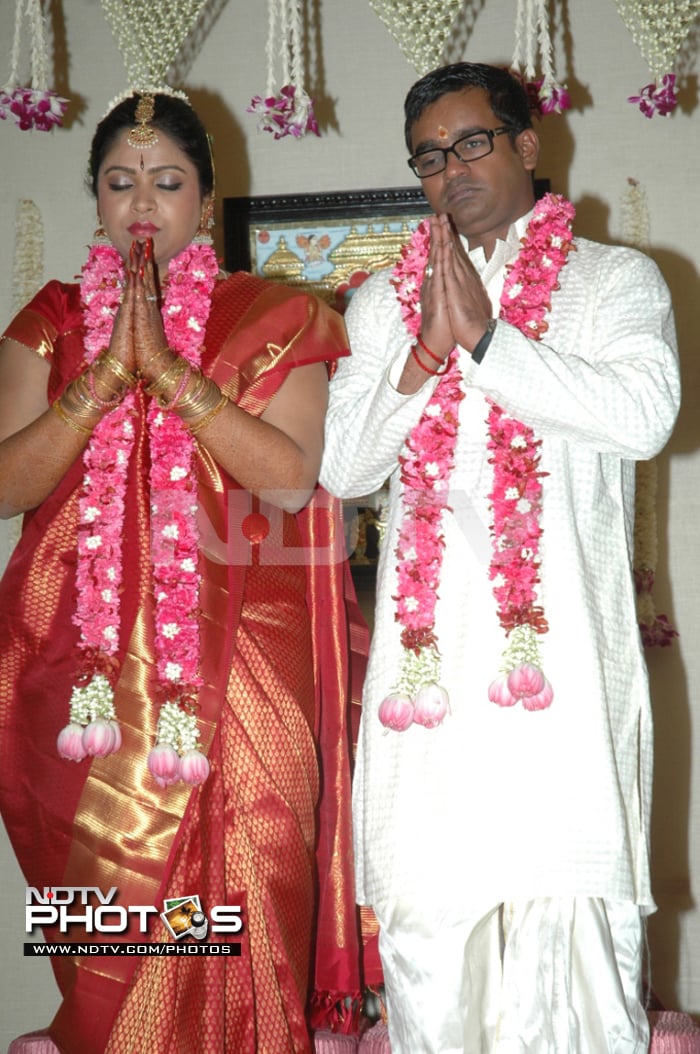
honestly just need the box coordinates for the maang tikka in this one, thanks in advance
[127,93,159,148]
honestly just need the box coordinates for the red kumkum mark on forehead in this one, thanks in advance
[438,126,449,139]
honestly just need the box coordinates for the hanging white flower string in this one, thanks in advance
[247,0,319,139]
[101,0,208,112]
[4,199,44,557]
[511,0,571,115]
[616,0,699,118]
[367,0,464,76]
[12,199,44,313]
[0,0,68,131]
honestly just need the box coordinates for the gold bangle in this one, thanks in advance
[188,393,228,434]
[101,352,137,388]
[176,376,220,419]
[138,346,173,379]
[75,373,115,412]
[172,372,210,415]
[86,369,123,409]
[146,357,190,400]
[60,376,106,419]
[52,399,93,436]
[160,362,194,410]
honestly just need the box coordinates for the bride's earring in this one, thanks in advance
[92,218,111,246]
[193,199,214,245]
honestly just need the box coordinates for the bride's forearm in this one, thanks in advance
[0,409,90,517]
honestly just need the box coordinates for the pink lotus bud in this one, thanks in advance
[507,663,545,699]
[147,744,181,788]
[109,720,122,752]
[378,693,415,732]
[522,679,554,711]
[82,718,119,758]
[488,674,517,707]
[179,749,210,786]
[412,683,449,729]
[57,722,88,761]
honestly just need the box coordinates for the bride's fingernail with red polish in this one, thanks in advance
[144,239,152,260]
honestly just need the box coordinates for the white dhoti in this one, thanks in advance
[374,897,649,1053]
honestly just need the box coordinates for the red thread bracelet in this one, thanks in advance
[416,333,444,365]
[411,344,438,375]
[411,344,448,376]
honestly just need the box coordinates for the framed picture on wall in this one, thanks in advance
[223,180,550,313]
[223,186,431,313]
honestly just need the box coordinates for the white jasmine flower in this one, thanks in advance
[164,662,183,682]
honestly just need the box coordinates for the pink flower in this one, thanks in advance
[0,87,68,131]
[639,614,678,648]
[538,82,572,115]
[147,744,181,788]
[522,679,554,711]
[247,84,320,139]
[629,74,677,119]
[82,718,119,758]
[378,693,415,732]
[488,674,518,708]
[412,683,450,728]
[507,662,545,699]
[57,723,88,761]
[179,749,211,786]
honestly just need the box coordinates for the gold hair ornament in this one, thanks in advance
[127,93,159,148]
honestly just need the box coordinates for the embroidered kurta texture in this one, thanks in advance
[320,220,680,912]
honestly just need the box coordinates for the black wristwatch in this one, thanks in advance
[471,319,497,364]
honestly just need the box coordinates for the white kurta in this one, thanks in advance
[320,215,680,914]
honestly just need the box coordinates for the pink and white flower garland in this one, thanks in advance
[56,241,219,787]
[380,193,575,732]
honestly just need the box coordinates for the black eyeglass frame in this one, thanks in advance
[407,126,512,179]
